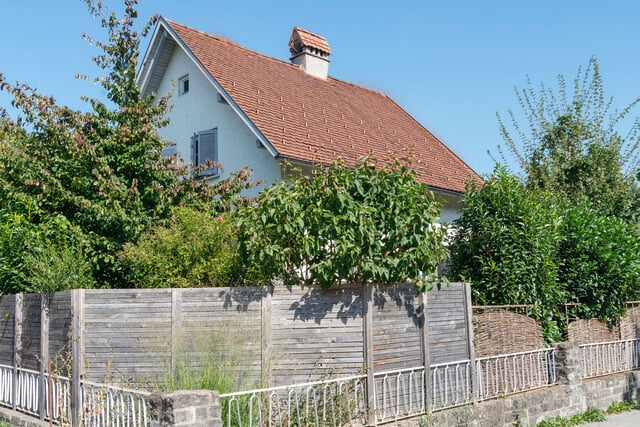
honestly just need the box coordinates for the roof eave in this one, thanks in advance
[141,17,280,159]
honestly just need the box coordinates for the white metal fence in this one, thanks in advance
[219,348,558,426]
[475,348,556,400]
[220,374,367,427]
[374,366,427,422]
[580,339,640,379]
[0,364,150,426]
[430,359,473,410]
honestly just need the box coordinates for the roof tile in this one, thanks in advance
[166,19,480,193]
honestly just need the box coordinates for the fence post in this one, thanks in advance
[554,342,582,386]
[39,293,51,420]
[13,293,23,411]
[171,288,182,379]
[150,390,222,426]
[261,285,273,385]
[463,283,478,403]
[71,289,85,427]
[419,290,431,413]
[362,284,376,425]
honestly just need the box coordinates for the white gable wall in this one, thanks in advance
[155,46,282,197]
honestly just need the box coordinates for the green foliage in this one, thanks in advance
[536,407,606,427]
[0,211,94,294]
[559,203,640,322]
[496,56,640,222]
[448,167,563,339]
[606,399,640,414]
[120,208,242,288]
[238,156,448,290]
[449,167,640,338]
[0,1,255,292]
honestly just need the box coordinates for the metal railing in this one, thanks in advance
[430,360,473,410]
[580,339,640,379]
[475,348,556,401]
[220,375,367,427]
[15,367,40,417]
[0,363,150,426]
[0,365,11,407]
[44,373,71,423]
[81,381,150,427]
[374,366,426,422]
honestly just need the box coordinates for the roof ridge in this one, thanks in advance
[165,18,393,100]
[165,18,307,73]
[326,76,390,99]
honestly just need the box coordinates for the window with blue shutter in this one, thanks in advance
[191,128,218,177]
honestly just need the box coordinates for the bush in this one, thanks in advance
[120,207,242,288]
[448,167,564,340]
[237,156,448,290]
[559,203,640,322]
[0,211,94,294]
[449,166,640,339]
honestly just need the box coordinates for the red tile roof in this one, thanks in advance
[166,19,480,193]
[289,27,332,55]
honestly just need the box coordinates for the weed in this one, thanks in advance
[606,399,638,414]
[537,407,606,426]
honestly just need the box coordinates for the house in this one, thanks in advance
[137,18,481,222]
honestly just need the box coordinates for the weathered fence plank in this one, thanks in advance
[4,283,473,397]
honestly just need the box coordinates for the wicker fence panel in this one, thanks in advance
[567,318,620,344]
[473,308,543,357]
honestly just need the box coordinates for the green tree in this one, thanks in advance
[448,167,564,340]
[496,56,640,222]
[237,156,448,290]
[0,0,255,292]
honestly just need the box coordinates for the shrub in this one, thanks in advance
[0,211,94,294]
[237,156,449,290]
[448,167,563,339]
[559,203,640,322]
[120,207,242,288]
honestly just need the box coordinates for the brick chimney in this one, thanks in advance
[289,27,331,79]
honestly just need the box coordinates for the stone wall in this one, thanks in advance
[150,390,222,427]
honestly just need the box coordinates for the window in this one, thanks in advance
[191,128,218,177]
[178,74,189,95]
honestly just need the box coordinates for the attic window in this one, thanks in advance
[178,75,189,96]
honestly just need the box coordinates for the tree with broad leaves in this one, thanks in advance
[0,0,256,291]
[237,156,449,290]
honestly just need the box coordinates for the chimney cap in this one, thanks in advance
[289,27,332,56]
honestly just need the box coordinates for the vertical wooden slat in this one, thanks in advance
[171,288,182,378]
[13,294,23,411]
[39,293,50,420]
[362,284,376,426]
[419,290,431,413]
[261,286,272,383]
[463,283,477,403]
[71,289,85,427]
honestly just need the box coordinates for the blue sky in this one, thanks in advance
[1,1,639,176]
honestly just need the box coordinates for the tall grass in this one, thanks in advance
[165,326,259,426]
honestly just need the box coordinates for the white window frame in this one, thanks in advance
[178,74,189,96]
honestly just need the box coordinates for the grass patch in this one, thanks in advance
[537,407,606,427]
[537,399,640,427]
[606,398,640,414]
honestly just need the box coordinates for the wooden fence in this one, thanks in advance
[0,283,473,391]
